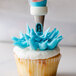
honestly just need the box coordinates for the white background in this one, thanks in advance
[0,0,76,76]
[0,0,76,46]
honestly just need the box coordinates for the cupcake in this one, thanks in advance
[12,24,63,76]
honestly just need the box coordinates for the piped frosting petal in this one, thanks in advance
[12,24,63,51]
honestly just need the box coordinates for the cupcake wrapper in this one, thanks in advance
[15,54,61,76]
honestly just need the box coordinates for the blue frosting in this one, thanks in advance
[36,23,43,35]
[29,0,47,7]
[12,24,63,51]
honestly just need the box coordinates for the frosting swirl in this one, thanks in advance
[12,25,63,51]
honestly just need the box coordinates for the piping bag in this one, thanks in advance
[28,0,48,26]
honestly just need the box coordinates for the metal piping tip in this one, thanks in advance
[34,15,45,26]
[35,23,43,36]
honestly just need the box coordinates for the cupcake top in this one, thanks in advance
[13,46,60,59]
[12,24,63,59]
